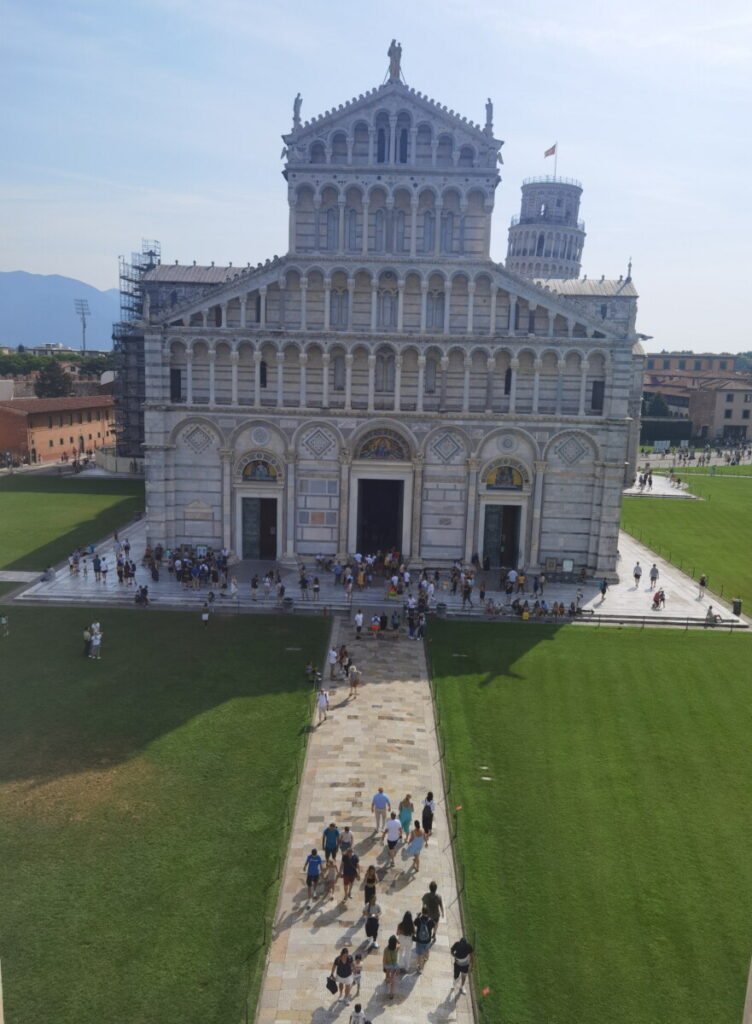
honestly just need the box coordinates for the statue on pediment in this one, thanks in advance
[388,39,402,83]
[293,93,302,128]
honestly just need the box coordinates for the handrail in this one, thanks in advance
[522,175,583,188]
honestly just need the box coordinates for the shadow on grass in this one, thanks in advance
[426,619,565,686]
[0,607,327,786]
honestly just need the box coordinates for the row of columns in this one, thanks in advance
[180,350,606,417]
[307,122,477,170]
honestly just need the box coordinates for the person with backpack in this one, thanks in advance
[412,910,435,972]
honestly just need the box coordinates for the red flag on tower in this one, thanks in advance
[544,144,557,158]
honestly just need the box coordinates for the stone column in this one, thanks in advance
[201,309,208,329]
[508,356,519,413]
[361,201,370,256]
[288,197,297,253]
[397,281,405,332]
[322,351,330,408]
[186,355,194,404]
[276,351,284,407]
[367,354,376,411]
[313,200,321,252]
[489,288,497,336]
[410,453,424,561]
[430,140,438,167]
[420,282,428,333]
[324,277,332,330]
[462,355,472,412]
[417,355,426,413]
[509,295,517,333]
[370,282,378,331]
[367,128,375,164]
[259,287,267,329]
[579,359,589,416]
[346,135,353,165]
[394,353,402,412]
[253,350,262,406]
[443,281,451,334]
[219,448,233,551]
[409,127,417,163]
[485,356,496,412]
[230,351,239,405]
[410,196,418,258]
[556,356,566,415]
[336,449,352,558]
[385,198,395,254]
[532,357,541,413]
[528,460,547,568]
[434,202,443,257]
[347,277,355,330]
[299,280,308,331]
[466,281,476,333]
[284,457,297,559]
[439,356,449,411]
[389,115,397,164]
[298,351,308,408]
[220,303,227,328]
[464,457,480,563]
[208,348,216,405]
[337,200,346,253]
[278,278,287,329]
[239,297,247,328]
[344,353,353,411]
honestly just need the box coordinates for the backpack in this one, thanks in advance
[415,916,431,943]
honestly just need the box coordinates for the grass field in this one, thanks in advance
[428,622,752,1024]
[622,474,752,601]
[0,607,329,1024]
[0,474,144,570]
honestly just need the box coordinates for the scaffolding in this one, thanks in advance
[112,241,161,458]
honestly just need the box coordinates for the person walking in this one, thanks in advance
[340,847,360,900]
[348,1002,368,1024]
[396,911,414,972]
[412,909,434,971]
[322,822,340,862]
[201,602,210,627]
[364,894,382,950]
[382,812,403,867]
[323,857,339,901]
[371,787,391,832]
[303,847,323,909]
[354,609,364,640]
[599,577,608,600]
[347,663,361,700]
[328,645,338,680]
[339,826,354,856]
[649,564,659,589]
[316,687,329,725]
[633,562,642,587]
[382,936,400,999]
[362,863,378,910]
[330,948,355,1001]
[421,791,436,846]
[450,935,474,995]
[82,625,92,657]
[90,627,103,660]
[698,573,708,598]
[406,820,426,872]
[398,794,414,836]
[421,881,445,938]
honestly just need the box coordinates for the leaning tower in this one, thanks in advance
[505,176,586,280]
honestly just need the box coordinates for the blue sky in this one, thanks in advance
[2,0,751,352]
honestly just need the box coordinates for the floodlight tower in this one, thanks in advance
[74,298,90,352]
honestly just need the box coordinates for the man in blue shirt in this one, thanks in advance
[322,823,340,862]
[371,787,391,832]
[304,847,323,909]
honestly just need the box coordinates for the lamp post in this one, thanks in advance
[74,299,90,352]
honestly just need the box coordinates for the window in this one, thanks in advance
[378,289,396,329]
[59,438,64,445]
[376,128,387,163]
[395,209,406,252]
[591,380,605,412]
[77,412,83,424]
[49,440,54,448]
[87,411,92,422]
[170,368,183,402]
[720,360,727,370]
[441,211,455,254]
[259,361,268,388]
[424,356,438,394]
[694,360,701,370]
[333,354,345,390]
[504,367,512,396]
[426,291,445,329]
[724,409,732,419]
[662,360,670,369]
[743,410,750,420]
[726,393,734,403]
[374,209,385,251]
[88,434,92,440]
[325,207,337,250]
[255,294,262,321]
[528,310,536,333]
[398,128,408,163]
[375,352,395,392]
[69,436,74,444]
[600,304,608,319]
[331,290,348,327]
[346,208,357,250]
[214,306,222,327]
[536,232,545,256]
[745,394,752,403]
[678,360,686,370]
[67,413,73,425]
[422,210,435,253]
[47,416,53,428]
[647,359,654,370]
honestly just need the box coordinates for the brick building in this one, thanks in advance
[0,396,115,464]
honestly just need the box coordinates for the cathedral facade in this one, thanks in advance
[137,48,643,572]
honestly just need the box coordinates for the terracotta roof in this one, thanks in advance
[0,396,113,414]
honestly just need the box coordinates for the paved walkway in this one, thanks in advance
[255,617,474,1024]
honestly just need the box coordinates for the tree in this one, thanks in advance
[34,360,73,398]
[646,392,670,417]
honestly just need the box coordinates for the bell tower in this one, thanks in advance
[506,176,586,280]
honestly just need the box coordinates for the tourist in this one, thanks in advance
[412,908,434,970]
[450,935,474,995]
[599,578,608,600]
[90,625,102,660]
[322,822,340,862]
[312,576,320,601]
[382,936,400,998]
[82,625,91,657]
[371,787,391,832]
[362,863,378,910]
[396,911,414,971]
[364,893,382,950]
[398,793,414,835]
[406,820,426,872]
[698,573,707,598]
[100,557,108,584]
[633,562,642,587]
[330,947,354,1001]
[303,847,322,909]
[251,575,259,601]
[649,563,659,589]
[538,572,546,595]
[382,812,403,866]
[316,688,329,725]
[340,847,360,900]
[351,955,363,997]
[421,881,444,938]
[328,645,338,680]
[348,1002,367,1024]
[347,663,361,699]
[201,603,210,626]
[339,826,354,855]
[323,857,338,901]
[354,608,364,639]
[421,791,436,846]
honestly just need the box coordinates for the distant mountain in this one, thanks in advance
[0,271,121,351]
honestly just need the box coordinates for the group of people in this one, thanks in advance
[82,621,103,659]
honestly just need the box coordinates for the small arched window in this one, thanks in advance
[395,210,406,252]
[260,360,268,388]
[214,306,222,327]
[424,356,438,394]
[374,209,385,251]
[376,128,387,163]
[504,367,512,395]
[536,233,545,256]
[333,354,345,390]
[398,128,408,163]
[346,207,357,250]
[378,290,397,329]
[441,211,455,254]
[331,290,348,328]
[255,295,262,322]
[325,208,337,250]
[423,210,435,253]
[427,291,445,329]
[375,352,395,392]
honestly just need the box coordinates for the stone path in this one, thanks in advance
[255,616,474,1024]
[0,571,39,583]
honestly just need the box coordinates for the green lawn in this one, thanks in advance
[428,622,752,1024]
[0,474,144,571]
[0,607,329,1024]
[622,474,751,601]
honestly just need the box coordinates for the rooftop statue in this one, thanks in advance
[387,39,402,83]
[292,92,302,128]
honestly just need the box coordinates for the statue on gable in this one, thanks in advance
[387,39,402,83]
[292,92,302,128]
[485,97,493,134]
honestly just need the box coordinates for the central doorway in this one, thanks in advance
[483,504,521,568]
[242,497,277,559]
[357,479,403,554]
